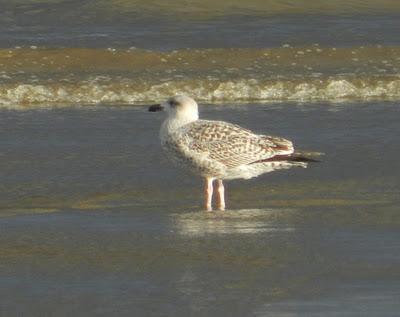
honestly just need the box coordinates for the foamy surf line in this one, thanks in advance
[1,77,400,108]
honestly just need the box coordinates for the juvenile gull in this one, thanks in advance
[149,95,318,211]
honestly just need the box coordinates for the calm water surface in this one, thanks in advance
[1,103,399,316]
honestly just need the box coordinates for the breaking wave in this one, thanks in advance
[0,46,399,108]
[1,78,400,108]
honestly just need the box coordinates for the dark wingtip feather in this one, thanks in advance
[250,151,323,165]
[292,151,324,163]
[289,155,320,163]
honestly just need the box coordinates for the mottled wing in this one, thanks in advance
[180,120,294,168]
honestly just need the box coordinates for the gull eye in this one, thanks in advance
[169,99,179,107]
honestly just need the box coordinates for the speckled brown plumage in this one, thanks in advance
[162,119,303,179]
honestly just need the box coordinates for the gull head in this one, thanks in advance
[149,95,199,123]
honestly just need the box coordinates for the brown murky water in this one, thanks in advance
[1,46,400,106]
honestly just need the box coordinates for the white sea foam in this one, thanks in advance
[1,78,400,108]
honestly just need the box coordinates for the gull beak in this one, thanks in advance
[148,104,164,112]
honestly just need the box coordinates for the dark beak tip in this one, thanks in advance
[148,104,163,112]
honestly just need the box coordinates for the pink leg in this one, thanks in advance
[216,179,225,211]
[204,177,214,211]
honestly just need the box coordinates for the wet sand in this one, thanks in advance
[0,102,399,316]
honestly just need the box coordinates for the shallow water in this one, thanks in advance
[1,103,399,316]
[1,0,400,315]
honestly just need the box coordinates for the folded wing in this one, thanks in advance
[178,120,294,169]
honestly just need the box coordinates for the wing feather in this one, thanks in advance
[175,120,294,168]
